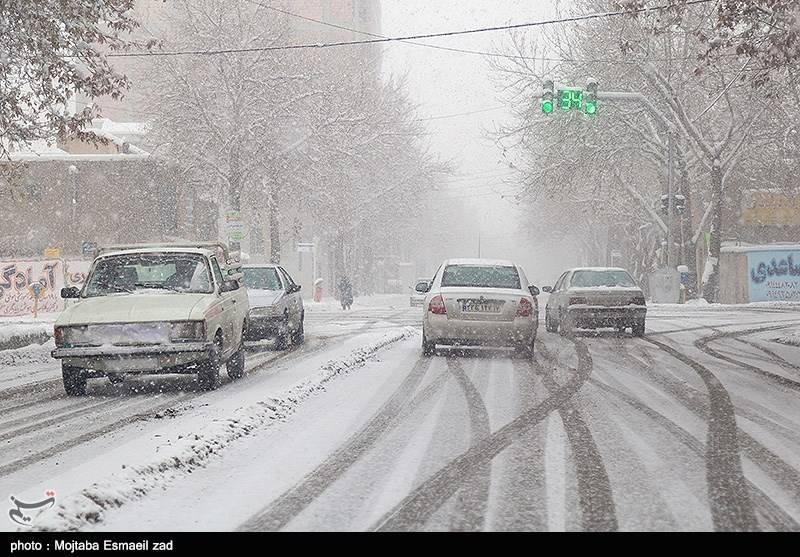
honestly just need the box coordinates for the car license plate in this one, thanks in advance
[461,300,503,313]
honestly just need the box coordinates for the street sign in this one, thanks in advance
[43,248,60,259]
[297,242,314,253]
[225,211,246,242]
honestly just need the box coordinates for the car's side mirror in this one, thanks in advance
[61,286,80,299]
[415,283,430,293]
[219,280,240,293]
[289,284,302,294]
[528,285,540,297]
[541,286,553,294]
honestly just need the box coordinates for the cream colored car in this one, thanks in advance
[421,259,540,357]
[51,243,249,395]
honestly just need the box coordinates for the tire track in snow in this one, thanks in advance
[534,340,618,532]
[696,325,800,391]
[239,355,433,531]
[588,376,800,531]
[370,336,593,532]
[613,336,800,521]
[0,331,344,477]
[644,336,759,531]
[440,356,492,532]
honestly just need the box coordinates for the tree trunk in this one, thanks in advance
[676,146,699,297]
[268,187,281,264]
[702,160,723,302]
[227,154,242,253]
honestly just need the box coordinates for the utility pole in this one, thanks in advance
[666,131,675,268]
[477,230,482,258]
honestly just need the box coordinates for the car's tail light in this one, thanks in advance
[569,297,587,306]
[517,297,533,317]
[632,296,646,305]
[428,295,446,315]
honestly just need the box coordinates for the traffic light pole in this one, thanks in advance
[596,90,679,269]
[539,86,682,269]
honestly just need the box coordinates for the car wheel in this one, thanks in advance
[198,335,222,391]
[559,313,574,337]
[62,364,87,396]
[422,331,436,356]
[291,313,305,345]
[275,313,290,350]
[545,311,558,333]
[227,333,246,380]
[514,339,534,359]
[632,320,646,337]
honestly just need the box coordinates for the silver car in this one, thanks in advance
[420,259,540,357]
[543,267,647,336]
[242,265,304,348]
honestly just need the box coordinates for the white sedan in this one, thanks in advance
[420,259,540,357]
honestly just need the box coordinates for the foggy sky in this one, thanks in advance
[380,1,572,285]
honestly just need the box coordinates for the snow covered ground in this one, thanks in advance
[0,313,56,350]
[1,297,799,531]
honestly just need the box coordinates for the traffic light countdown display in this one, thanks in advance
[541,80,598,116]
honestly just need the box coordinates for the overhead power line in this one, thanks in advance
[245,0,714,65]
[107,0,714,59]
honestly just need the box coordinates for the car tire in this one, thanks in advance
[227,336,246,380]
[559,313,574,337]
[422,332,436,356]
[514,338,534,359]
[275,314,290,350]
[545,311,558,333]
[291,313,305,345]
[198,335,222,391]
[62,364,87,396]
[632,320,646,337]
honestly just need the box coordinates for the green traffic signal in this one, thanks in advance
[585,101,597,115]
[542,100,554,114]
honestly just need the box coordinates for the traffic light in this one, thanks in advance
[660,194,669,214]
[585,79,598,115]
[541,80,554,114]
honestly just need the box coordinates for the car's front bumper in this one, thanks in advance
[424,314,537,347]
[566,306,646,328]
[51,342,213,373]
[246,315,286,339]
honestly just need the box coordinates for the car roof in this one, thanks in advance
[98,247,213,259]
[443,258,517,267]
[566,267,632,273]
[243,264,281,269]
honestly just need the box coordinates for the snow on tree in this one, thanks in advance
[0,0,151,159]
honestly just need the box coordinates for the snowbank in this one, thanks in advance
[774,328,800,347]
[31,326,417,532]
[0,314,56,350]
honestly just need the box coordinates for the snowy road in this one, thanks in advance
[3,300,800,531]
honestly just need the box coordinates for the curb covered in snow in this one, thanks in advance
[0,328,52,352]
[33,326,418,531]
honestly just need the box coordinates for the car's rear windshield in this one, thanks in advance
[243,267,282,291]
[84,253,213,297]
[441,265,521,289]
[571,270,637,288]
